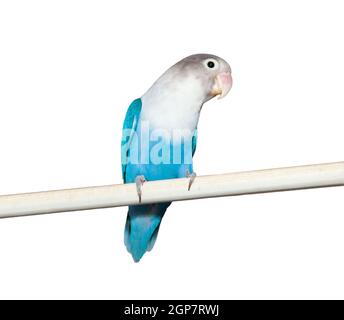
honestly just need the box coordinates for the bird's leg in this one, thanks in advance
[135,175,146,203]
[186,170,197,191]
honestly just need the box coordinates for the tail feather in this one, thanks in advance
[146,224,161,252]
[124,202,171,262]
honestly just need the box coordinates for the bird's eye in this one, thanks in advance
[204,59,218,70]
[207,61,215,68]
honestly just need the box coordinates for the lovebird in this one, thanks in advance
[121,54,232,262]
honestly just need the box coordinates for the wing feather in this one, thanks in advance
[121,98,142,182]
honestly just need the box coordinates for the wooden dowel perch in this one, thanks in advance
[0,161,343,219]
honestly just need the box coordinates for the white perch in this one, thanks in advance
[0,161,344,219]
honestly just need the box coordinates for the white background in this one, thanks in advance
[0,0,344,299]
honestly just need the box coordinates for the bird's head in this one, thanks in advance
[167,54,233,103]
[141,54,233,129]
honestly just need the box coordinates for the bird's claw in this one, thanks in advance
[186,170,196,191]
[135,175,146,203]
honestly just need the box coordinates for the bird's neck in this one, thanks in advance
[140,75,204,132]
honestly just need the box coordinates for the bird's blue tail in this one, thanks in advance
[124,202,171,262]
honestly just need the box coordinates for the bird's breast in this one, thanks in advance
[140,98,201,132]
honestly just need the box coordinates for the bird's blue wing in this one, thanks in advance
[121,98,142,182]
[192,128,197,157]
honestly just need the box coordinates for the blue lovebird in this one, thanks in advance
[121,54,232,262]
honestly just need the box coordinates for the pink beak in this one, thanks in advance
[213,72,233,99]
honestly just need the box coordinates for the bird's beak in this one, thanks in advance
[211,72,233,99]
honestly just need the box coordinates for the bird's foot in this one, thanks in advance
[135,175,146,203]
[186,170,197,191]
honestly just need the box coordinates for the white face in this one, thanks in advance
[173,54,233,102]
